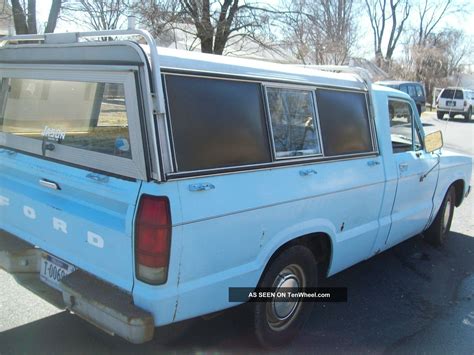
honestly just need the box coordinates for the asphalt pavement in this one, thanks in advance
[0,111,473,354]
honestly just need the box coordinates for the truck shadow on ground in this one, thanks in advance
[1,232,473,354]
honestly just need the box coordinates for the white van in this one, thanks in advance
[437,87,474,120]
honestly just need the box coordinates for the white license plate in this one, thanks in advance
[446,101,456,106]
[40,254,76,290]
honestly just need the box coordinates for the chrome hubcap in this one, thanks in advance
[266,264,306,331]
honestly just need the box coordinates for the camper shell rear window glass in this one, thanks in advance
[165,74,271,172]
[0,78,132,158]
[441,89,463,99]
[315,89,373,156]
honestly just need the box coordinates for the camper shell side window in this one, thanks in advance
[265,86,323,159]
[163,72,377,177]
[315,88,375,157]
[164,74,271,172]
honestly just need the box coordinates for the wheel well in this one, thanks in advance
[263,233,332,281]
[452,179,465,207]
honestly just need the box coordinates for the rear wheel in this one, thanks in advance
[465,107,472,121]
[424,186,456,246]
[437,111,444,119]
[254,245,317,348]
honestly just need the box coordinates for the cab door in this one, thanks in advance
[385,99,438,247]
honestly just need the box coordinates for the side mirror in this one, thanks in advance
[424,130,443,153]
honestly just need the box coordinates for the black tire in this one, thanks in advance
[254,245,317,348]
[425,185,456,246]
[465,107,472,121]
[437,111,444,119]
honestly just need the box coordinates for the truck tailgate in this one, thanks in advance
[0,150,141,291]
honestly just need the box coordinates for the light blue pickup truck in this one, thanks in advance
[0,30,472,348]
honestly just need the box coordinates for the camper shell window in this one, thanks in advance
[164,74,271,172]
[1,79,131,159]
[315,89,374,157]
[0,66,147,180]
[163,72,377,177]
[265,87,322,159]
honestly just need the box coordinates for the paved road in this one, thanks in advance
[422,110,474,156]
[1,111,473,354]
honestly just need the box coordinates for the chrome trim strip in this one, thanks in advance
[161,75,179,172]
[166,153,380,180]
[0,63,138,72]
[161,69,368,93]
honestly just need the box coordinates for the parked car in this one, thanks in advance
[436,87,474,120]
[0,30,472,348]
[375,80,427,115]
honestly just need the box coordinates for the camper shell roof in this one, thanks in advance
[0,38,366,91]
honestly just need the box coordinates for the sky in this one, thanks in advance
[35,0,473,63]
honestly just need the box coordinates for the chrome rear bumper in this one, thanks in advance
[0,229,154,344]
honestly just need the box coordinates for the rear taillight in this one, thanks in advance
[135,195,171,285]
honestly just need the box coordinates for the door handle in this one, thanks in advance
[367,160,380,167]
[86,173,109,183]
[0,148,16,156]
[399,163,409,172]
[189,182,215,192]
[299,169,317,176]
[39,179,61,190]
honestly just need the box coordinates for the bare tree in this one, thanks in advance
[62,0,131,31]
[9,0,61,34]
[394,28,471,103]
[0,0,14,34]
[280,0,357,65]
[364,0,410,69]
[280,0,312,63]
[133,0,182,42]
[134,0,274,55]
[415,0,460,46]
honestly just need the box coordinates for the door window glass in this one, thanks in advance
[388,100,422,153]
